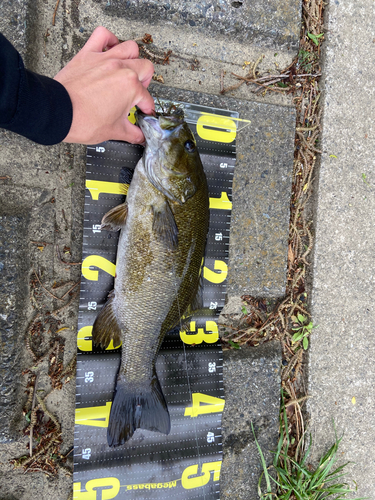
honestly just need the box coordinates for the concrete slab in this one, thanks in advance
[101,0,302,50]
[307,1,375,497]
[221,342,281,499]
[57,0,298,108]
[0,214,30,442]
[0,0,28,55]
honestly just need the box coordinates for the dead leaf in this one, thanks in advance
[288,245,294,263]
[152,74,164,84]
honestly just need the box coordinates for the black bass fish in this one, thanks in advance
[92,109,209,446]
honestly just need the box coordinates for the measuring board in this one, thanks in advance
[73,101,238,500]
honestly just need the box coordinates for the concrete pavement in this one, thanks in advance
[307,1,375,497]
[0,0,299,498]
[4,0,375,499]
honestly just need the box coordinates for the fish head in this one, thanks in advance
[136,110,203,204]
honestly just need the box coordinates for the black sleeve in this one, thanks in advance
[0,33,73,145]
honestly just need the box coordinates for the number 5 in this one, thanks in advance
[73,477,120,499]
[181,461,222,489]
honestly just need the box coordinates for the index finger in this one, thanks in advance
[122,59,155,87]
[132,86,155,116]
[83,26,119,52]
[106,40,140,59]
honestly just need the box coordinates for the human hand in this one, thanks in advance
[54,26,155,145]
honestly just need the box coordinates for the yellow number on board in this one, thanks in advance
[128,106,136,124]
[203,260,227,284]
[180,321,219,345]
[209,192,232,210]
[86,180,128,201]
[75,403,111,428]
[77,326,121,352]
[181,461,222,489]
[73,477,120,499]
[196,113,236,143]
[81,255,116,281]
[77,326,93,352]
[184,393,225,418]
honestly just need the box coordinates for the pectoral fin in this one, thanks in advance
[152,200,178,250]
[101,202,128,231]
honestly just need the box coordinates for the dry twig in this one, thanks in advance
[33,269,64,301]
[52,0,60,26]
[56,244,82,266]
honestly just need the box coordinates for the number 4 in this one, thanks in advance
[184,393,225,417]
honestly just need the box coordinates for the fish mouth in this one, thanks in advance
[136,109,184,143]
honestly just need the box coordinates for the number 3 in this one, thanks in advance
[180,321,219,345]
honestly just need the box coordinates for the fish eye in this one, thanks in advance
[184,140,195,153]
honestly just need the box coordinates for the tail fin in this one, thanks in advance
[107,369,170,446]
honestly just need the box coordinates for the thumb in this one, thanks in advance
[83,26,119,53]
[120,120,145,145]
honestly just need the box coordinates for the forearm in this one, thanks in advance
[0,33,73,145]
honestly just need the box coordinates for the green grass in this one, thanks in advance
[253,393,367,500]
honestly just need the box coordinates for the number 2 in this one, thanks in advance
[81,255,115,281]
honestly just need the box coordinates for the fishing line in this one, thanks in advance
[171,257,206,500]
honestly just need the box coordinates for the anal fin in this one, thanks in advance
[92,293,122,349]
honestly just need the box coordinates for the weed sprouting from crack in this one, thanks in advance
[253,392,367,500]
